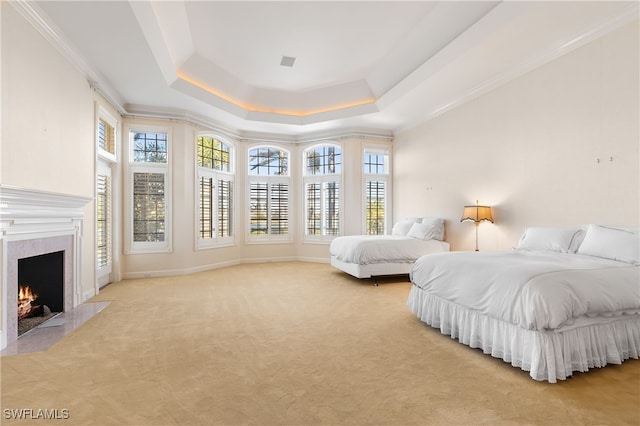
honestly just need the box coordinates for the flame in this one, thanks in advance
[18,285,37,319]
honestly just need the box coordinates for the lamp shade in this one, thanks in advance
[460,204,493,223]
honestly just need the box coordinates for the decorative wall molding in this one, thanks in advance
[0,185,91,237]
[0,185,92,350]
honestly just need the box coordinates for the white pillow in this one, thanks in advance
[407,221,438,240]
[516,227,582,253]
[391,219,418,236]
[420,217,445,241]
[577,224,639,265]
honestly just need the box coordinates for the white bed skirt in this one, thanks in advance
[330,256,414,279]
[407,285,640,383]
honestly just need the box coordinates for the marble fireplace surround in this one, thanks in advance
[0,185,91,350]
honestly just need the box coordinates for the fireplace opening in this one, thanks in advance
[17,251,64,336]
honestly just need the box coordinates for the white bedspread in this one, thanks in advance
[410,250,640,331]
[329,235,449,265]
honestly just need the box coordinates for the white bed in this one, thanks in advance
[330,217,450,279]
[407,224,640,382]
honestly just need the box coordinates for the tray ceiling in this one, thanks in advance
[29,1,639,138]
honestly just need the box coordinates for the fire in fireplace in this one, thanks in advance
[18,285,39,319]
[17,251,64,336]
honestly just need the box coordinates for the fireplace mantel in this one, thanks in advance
[1,185,92,237]
[1,185,92,349]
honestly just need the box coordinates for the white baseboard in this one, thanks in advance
[121,257,330,280]
[82,289,96,302]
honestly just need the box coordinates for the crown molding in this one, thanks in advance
[123,104,244,141]
[124,104,393,144]
[9,0,127,116]
[397,2,640,133]
[12,0,387,134]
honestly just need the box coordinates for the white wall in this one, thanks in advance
[1,2,100,299]
[121,117,392,277]
[393,20,639,251]
[7,1,635,279]
[1,2,392,282]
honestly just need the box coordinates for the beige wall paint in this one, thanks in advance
[1,3,98,300]
[2,5,93,197]
[121,118,392,277]
[4,1,636,279]
[393,20,640,251]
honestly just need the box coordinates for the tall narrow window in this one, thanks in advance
[199,177,213,239]
[127,129,171,253]
[303,144,342,240]
[96,107,117,287]
[248,146,290,240]
[96,173,112,267]
[133,172,165,242]
[197,135,234,248]
[364,148,389,235]
[270,183,289,235]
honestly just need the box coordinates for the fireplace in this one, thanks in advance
[6,236,74,343]
[1,185,91,349]
[17,250,65,335]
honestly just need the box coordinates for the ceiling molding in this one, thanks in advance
[176,71,377,120]
[396,1,640,134]
[128,0,180,86]
[295,129,394,145]
[16,0,638,139]
[377,1,530,112]
[124,104,243,141]
[124,104,392,144]
[9,0,127,116]
[128,1,391,124]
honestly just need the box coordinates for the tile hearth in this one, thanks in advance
[1,301,110,356]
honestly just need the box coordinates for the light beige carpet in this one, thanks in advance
[2,262,639,425]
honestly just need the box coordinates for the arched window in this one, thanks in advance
[247,146,290,240]
[303,143,342,239]
[196,135,234,248]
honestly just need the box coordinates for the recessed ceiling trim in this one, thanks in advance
[124,103,393,143]
[177,71,376,118]
[129,0,179,86]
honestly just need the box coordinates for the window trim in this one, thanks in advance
[96,163,113,274]
[302,142,343,242]
[125,126,172,254]
[97,106,118,163]
[195,134,236,250]
[95,105,120,289]
[362,145,391,235]
[246,144,292,243]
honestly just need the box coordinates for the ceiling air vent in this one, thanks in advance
[280,56,296,67]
